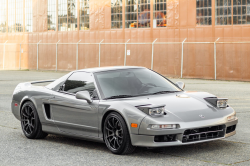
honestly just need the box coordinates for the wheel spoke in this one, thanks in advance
[107,120,114,129]
[115,121,119,128]
[106,134,113,139]
[105,127,113,132]
[112,118,115,127]
[116,139,120,148]
[28,125,32,132]
[21,119,28,122]
[22,113,28,118]
[30,124,34,128]
[24,125,29,132]
[116,135,122,139]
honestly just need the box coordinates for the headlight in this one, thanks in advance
[151,124,177,129]
[227,113,237,121]
[217,99,228,108]
[149,107,165,116]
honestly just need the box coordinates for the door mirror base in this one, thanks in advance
[176,81,185,89]
[76,91,92,103]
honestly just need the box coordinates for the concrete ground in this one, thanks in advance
[0,70,249,166]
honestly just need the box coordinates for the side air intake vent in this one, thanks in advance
[44,104,51,119]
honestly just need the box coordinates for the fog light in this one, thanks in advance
[151,124,177,129]
[217,99,228,108]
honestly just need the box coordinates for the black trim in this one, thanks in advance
[44,104,51,119]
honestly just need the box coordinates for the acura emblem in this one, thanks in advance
[199,115,205,118]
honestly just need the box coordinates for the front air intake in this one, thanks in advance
[182,125,225,143]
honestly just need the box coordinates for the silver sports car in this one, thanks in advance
[11,66,238,154]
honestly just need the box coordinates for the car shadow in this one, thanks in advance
[42,134,235,157]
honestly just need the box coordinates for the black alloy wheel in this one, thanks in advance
[104,112,136,155]
[21,101,48,139]
[21,104,35,135]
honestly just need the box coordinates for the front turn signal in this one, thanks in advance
[131,123,138,128]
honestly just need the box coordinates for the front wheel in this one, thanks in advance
[103,112,136,155]
[21,101,48,139]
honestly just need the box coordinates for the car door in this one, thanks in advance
[50,72,99,137]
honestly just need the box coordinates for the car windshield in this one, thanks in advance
[94,68,181,99]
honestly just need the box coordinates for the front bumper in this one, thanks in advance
[130,119,238,147]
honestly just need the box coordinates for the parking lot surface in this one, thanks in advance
[0,70,250,166]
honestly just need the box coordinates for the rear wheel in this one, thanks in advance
[21,101,48,139]
[103,112,136,155]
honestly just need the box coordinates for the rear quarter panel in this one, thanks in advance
[12,83,53,125]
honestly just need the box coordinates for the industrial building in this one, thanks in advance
[0,0,250,81]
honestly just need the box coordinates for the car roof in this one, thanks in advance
[76,66,146,73]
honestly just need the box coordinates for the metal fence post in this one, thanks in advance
[124,39,130,66]
[214,38,220,80]
[151,39,158,70]
[37,40,41,70]
[55,40,60,71]
[3,40,8,69]
[181,38,187,78]
[19,41,24,70]
[99,39,104,67]
[76,40,81,70]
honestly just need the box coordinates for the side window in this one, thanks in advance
[63,72,98,100]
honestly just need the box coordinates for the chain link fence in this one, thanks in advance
[0,38,250,81]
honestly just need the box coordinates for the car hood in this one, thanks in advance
[122,92,227,122]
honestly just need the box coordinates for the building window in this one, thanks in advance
[48,0,56,31]
[233,0,249,24]
[58,0,77,31]
[111,0,122,29]
[25,0,32,32]
[153,0,167,28]
[125,0,150,28]
[0,0,7,33]
[80,0,89,30]
[8,0,16,33]
[125,0,137,28]
[196,0,212,25]
[138,0,150,28]
[16,0,24,32]
[215,0,232,25]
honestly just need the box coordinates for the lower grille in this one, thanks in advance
[154,134,177,142]
[226,125,236,134]
[182,125,225,143]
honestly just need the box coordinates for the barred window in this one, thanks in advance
[125,0,137,28]
[48,0,56,31]
[196,0,212,25]
[8,0,15,33]
[16,0,24,32]
[25,0,32,32]
[233,0,248,24]
[216,0,232,25]
[111,0,122,29]
[138,0,150,28]
[153,0,167,28]
[80,0,89,30]
[58,0,77,31]
[0,0,7,33]
[125,0,150,28]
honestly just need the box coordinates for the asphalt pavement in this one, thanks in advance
[0,70,250,166]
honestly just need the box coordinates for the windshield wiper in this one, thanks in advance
[104,95,135,100]
[152,91,179,95]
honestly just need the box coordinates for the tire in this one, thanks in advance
[103,112,136,155]
[20,101,48,139]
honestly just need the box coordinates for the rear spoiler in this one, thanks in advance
[30,79,56,84]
